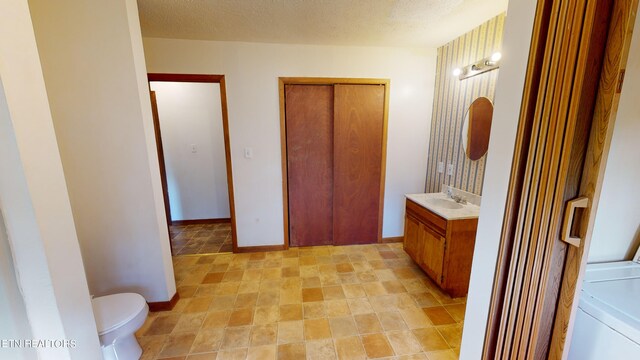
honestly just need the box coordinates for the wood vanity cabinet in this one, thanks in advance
[403,199,478,297]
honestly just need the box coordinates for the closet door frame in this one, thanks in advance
[278,77,390,248]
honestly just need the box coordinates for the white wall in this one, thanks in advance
[587,13,640,263]
[150,82,230,221]
[143,38,436,246]
[460,0,538,358]
[0,142,35,360]
[28,0,176,302]
[0,1,102,356]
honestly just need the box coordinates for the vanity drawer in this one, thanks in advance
[406,199,447,235]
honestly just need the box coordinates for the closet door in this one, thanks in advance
[285,85,334,246]
[333,84,385,245]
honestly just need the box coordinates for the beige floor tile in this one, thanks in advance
[425,349,458,360]
[436,324,463,348]
[144,314,181,336]
[362,282,388,297]
[208,295,235,311]
[278,321,304,344]
[303,318,331,340]
[329,317,358,338]
[190,328,224,353]
[325,300,351,317]
[374,269,397,282]
[305,339,337,360]
[396,354,429,360]
[369,294,398,313]
[412,328,449,352]
[277,343,306,360]
[234,292,258,308]
[303,302,326,319]
[186,352,218,360]
[159,332,197,358]
[353,313,383,334]
[220,326,251,349]
[250,324,277,346]
[216,348,247,360]
[280,289,302,305]
[347,298,374,315]
[242,269,263,282]
[322,286,346,300]
[361,333,394,359]
[279,304,303,321]
[411,292,441,308]
[215,283,240,296]
[382,280,408,294]
[257,291,280,307]
[139,335,167,360]
[247,344,276,360]
[173,313,206,333]
[400,307,432,329]
[386,330,423,355]
[378,311,408,331]
[301,276,321,288]
[238,281,260,294]
[202,310,232,329]
[253,306,279,325]
[335,336,366,360]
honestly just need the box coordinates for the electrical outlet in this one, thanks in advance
[437,162,444,173]
[447,164,454,176]
[190,144,197,153]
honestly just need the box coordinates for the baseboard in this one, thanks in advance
[171,218,230,226]
[380,236,404,243]
[235,244,287,253]
[148,292,180,312]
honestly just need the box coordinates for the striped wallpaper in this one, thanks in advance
[425,13,506,195]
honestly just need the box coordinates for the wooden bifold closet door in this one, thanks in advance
[285,82,386,247]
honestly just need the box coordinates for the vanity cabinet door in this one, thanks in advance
[421,224,445,284]
[403,214,422,261]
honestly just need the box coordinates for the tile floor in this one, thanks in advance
[137,242,466,359]
[171,223,233,255]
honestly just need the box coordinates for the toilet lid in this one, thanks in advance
[92,293,147,335]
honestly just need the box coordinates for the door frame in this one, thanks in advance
[482,0,638,358]
[278,77,391,248]
[147,73,239,253]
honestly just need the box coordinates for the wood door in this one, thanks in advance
[333,84,385,245]
[285,85,334,247]
[150,91,172,249]
[421,224,445,284]
[483,0,638,359]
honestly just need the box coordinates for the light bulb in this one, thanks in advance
[452,68,462,77]
[491,52,502,62]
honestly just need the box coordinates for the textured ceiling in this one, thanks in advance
[137,0,509,47]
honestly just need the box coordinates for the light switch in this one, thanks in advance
[447,164,454,176]
[437,162,444,173]
[244,147,253,159]
[191,144,197,153]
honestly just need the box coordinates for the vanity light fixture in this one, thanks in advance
[453,51,502,80]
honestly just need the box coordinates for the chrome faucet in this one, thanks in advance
[447,188,467,204]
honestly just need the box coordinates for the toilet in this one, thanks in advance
[92,293,149,360]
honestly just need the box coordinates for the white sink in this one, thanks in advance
[425,198,464,210]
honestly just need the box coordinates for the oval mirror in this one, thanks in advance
[461,97,494,161]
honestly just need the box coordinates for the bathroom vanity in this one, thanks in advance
[404,190,480,297]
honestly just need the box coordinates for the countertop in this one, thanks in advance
[405,192,481,220]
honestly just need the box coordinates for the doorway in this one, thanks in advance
[279,78,390,248]
[148,73,237,255]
